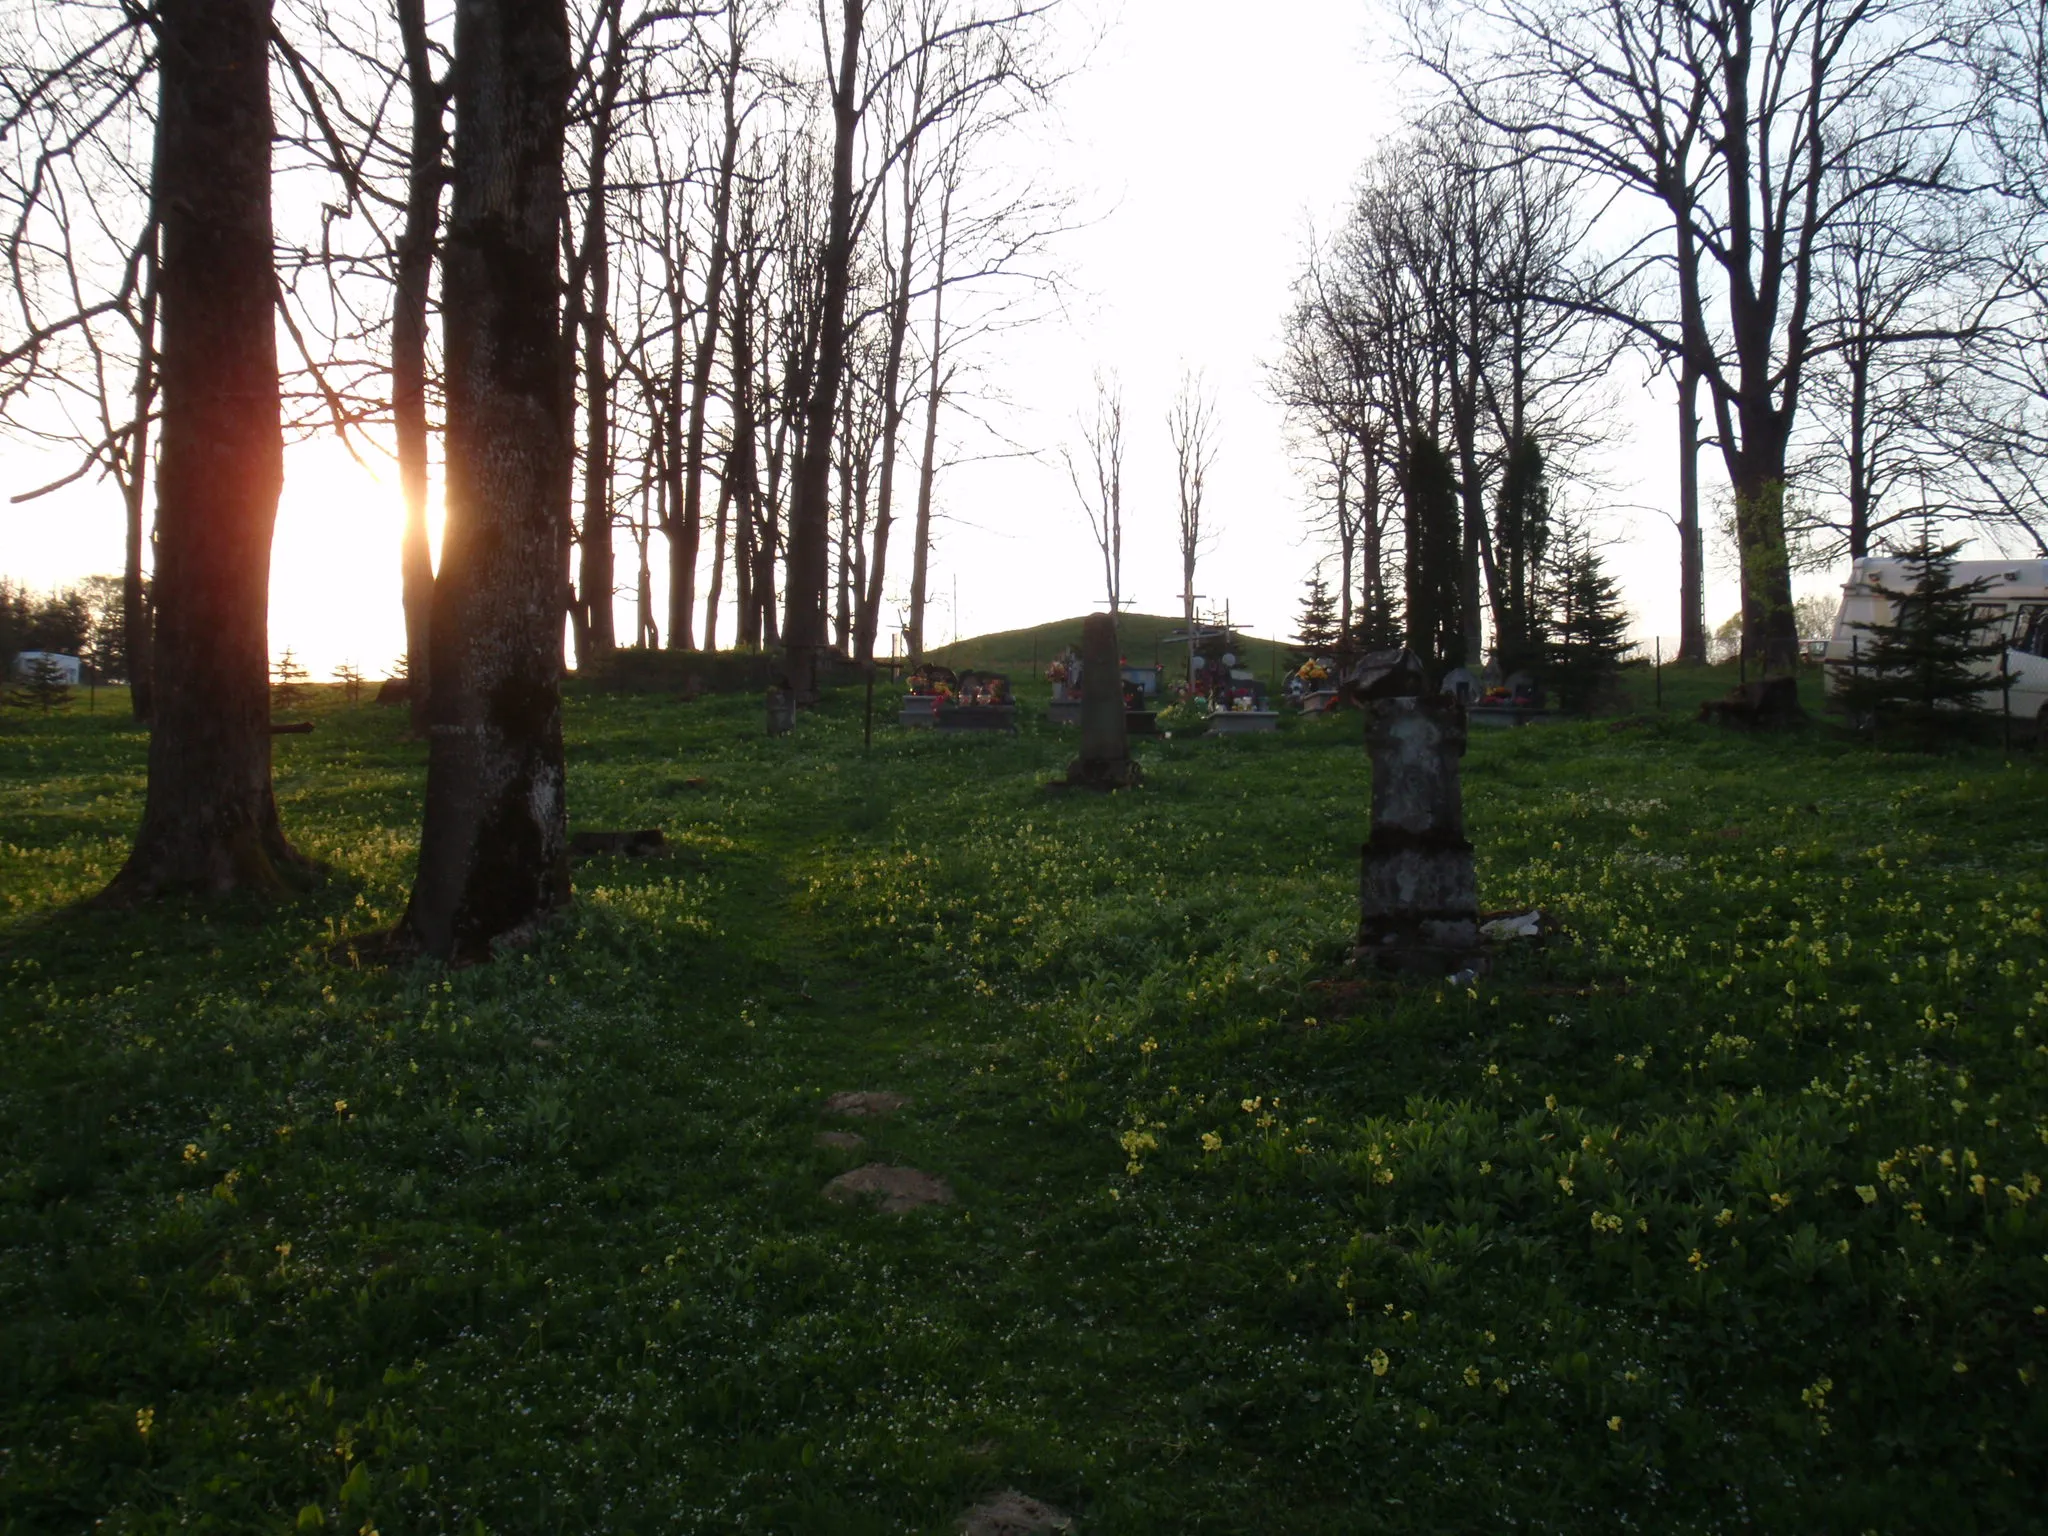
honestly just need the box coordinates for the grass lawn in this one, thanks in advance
[2,663,2045,1533]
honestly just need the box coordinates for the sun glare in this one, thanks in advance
[269,437,436,683]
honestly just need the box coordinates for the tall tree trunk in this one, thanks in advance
[905,180,951,661]
[1728,442,1800,675]
[834,382,855,652]
[574,16,624,666]
[672,33,742,652]
[121,215,158,721]
[1676,357,1707,663]
[1846,346,1872,559]
[703,448,734,650]
[782,0,862,698]
[856,157,920,663]
[395,0,448,733]
[1334,455,1353,663]
[638,407,658,647]
[105,0,298,899]
[1673,208,1708,665]
[726,272,761,648]
[402,0,574,962]
[1361,445,1383,632]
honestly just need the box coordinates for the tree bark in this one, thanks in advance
[782,0,862,698]
[402,0,574,962]
[104,0,298,899]
[395,0,448,734]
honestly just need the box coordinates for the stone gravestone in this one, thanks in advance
[1061,612,1140,789]
[1353,649,1480,972]
[766,684,795,736]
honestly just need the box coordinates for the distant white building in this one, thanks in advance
[10,651,82,685]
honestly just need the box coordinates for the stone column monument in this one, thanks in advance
[1062,612,1140,790]
[1352,650,1479,971]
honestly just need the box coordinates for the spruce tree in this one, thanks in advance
[271,648,309,710]
[7,654,75,715]
[1403,429,1464,672]
[1294,571,1339,651]
[1541,520,1632,714]
[1837,524,2004,743]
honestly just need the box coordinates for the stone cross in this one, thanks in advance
[1063,612,1140,789]
[1357,659,1479,971]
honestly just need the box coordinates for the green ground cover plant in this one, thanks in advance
[2,665,2044,1532]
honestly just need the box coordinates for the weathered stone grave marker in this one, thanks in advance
[1058,613,1140,790]
[1351,648,1480,973]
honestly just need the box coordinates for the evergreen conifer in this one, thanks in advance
[7,654,75,714]
[271,649,310,710]
[1294,571,1340,651]
[1836,524,2004,743]
[1403,429,1464,671]
[1541,520,1632,713]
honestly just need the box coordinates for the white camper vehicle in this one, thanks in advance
[1823,557,2048,738]
[8,650,82,685]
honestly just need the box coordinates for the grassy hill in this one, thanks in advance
[923,610,1291,688]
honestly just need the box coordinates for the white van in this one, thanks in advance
[1824,558,2048,738]
[8,650,83,685]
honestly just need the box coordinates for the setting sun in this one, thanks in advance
[266,438,434,683]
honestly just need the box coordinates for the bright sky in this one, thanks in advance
[0,0,1798,679]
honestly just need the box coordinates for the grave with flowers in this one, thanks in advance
[935,669,1017,732]
[897,664,953,727]
[1045,646,1158,733]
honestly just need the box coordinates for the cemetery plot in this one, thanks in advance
[898,665,1017,731]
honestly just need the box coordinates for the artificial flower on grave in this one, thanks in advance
[1045,659,1068,683]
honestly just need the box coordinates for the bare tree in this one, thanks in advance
[1278,121,1611,668]
[1167,368,1216,672]
[1064,369,1124,615]
[393,0,449,733]
[1411,0,1975,671]
[782,0,1057,696]
[670,0,764,653]
[0,6,159,716]
[901,157,953,660]
[106,0,304,898]
[402,0,574,961]
[1793,174,2000,563]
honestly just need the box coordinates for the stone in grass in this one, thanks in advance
[814,1130,866,1151]
[958,1490,1075,1534]
[823,1163,954,1214]
[823,1090,911,1118]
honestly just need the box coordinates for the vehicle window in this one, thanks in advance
[2016,606,2048,659]
[1971,603,2013,646]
